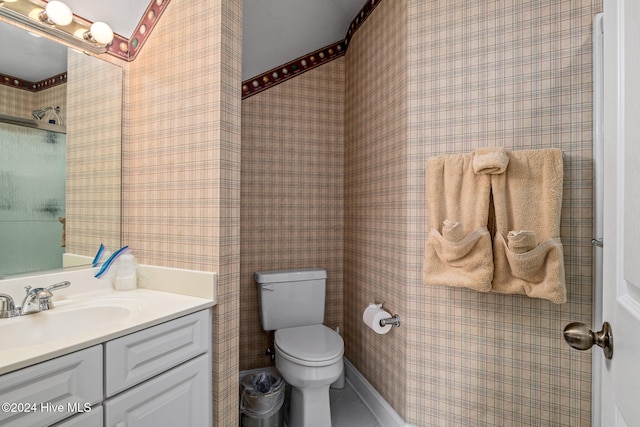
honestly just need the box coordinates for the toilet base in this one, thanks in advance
[289,383,332,427]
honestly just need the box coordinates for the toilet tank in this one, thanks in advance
[255,268,327,331]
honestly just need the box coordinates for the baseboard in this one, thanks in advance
[344,358,411,427]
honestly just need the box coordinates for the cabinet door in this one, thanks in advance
[104,354,211,427]
[52,405,102,427]
[0,346,102,427]
[104,310,210,397]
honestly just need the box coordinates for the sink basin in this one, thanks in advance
[0,305,133,350]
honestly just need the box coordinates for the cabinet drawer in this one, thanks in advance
[0,346,102,427]
[52,405,102,427]
[104,354,211,427]
[105,310,210,397]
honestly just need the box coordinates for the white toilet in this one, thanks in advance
[255,268,344,427]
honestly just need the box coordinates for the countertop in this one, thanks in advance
[0,265,216,375]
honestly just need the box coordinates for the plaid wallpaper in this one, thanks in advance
[240,58,345,370]
[66,50,122,257]
[0,85,66,122]
[122,0,242,425]
[344,0,409,418]
[0,85,32,119]
[405,1,601,425]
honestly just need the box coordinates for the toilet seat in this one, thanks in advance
[275,324,344,367]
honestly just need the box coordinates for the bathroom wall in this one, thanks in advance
[344,0,409,417]
[65,49,121,257]
[118,0,599,424]
[0,85,32,118]
[240,0,599,423]
[240,58,345,370]
[0,84,66,120]
[121,0,242,425]
[405,1,599,425]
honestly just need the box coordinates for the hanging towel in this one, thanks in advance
[507,230,538,254]
[490,148,566,303]
[473,147,510,175]
[442,219,465,242]
[422,153,494,292]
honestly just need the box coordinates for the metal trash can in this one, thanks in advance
[240,368,285,427]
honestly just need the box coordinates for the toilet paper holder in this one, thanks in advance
[380,314,401,328]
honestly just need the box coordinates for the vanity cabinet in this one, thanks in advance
[103,310,211,427]
[104,309,210,397]
[53,406,103,427]
[0,346,102,427]
[0,310,211,427]
[104,354,210,426]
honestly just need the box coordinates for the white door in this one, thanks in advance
[601,0,640,424]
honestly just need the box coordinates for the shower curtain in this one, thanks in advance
[0,121,66,276]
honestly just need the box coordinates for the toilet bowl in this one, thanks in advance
[254,269,344,427]
[275,324,344,427]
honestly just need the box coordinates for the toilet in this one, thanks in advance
[255,268,344,427]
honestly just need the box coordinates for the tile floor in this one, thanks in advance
[329,383,382,427]
[282,382,381,427]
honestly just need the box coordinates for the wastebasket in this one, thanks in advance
[240,367,285,427]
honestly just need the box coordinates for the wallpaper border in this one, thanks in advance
[241,0,382,99]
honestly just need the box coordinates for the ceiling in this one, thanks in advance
[0,0,365,82]
[242,0,365,80]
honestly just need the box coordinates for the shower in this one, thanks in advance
[32,106,62,123]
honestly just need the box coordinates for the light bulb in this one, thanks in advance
[39,1,73,26]
[84,21,114,45]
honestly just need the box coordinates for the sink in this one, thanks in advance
[0,305,134,350]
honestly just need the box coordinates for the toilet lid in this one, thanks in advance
[275,325,344,363]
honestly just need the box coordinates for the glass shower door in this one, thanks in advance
[0,122,66,276]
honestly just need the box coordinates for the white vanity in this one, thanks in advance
[0,266,216,427]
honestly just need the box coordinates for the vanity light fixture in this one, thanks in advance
[38,0,72,26]
[0,0,115,54]
[83,21,114,45]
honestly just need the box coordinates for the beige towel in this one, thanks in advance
[442,219,465,242]
[507,230,538,254]
[422,153,493,292]
[473,147,510,175]
[491,148,566,303]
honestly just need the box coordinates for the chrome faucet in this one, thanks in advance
[19,281,71,316]
[0,293,19,318]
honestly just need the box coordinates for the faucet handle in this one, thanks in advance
[46,281,71,292]
[15,282,70,316]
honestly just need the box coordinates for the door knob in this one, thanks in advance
[563,321,613,359]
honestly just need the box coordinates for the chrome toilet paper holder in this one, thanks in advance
[380,314,401,327]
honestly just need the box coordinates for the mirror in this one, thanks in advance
[0,19,122,278]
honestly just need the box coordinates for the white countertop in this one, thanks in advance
[0,265,216,375]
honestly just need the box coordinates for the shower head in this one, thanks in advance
[32,109,47,120]
[32,106,60,121]
[32,107,51,120]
